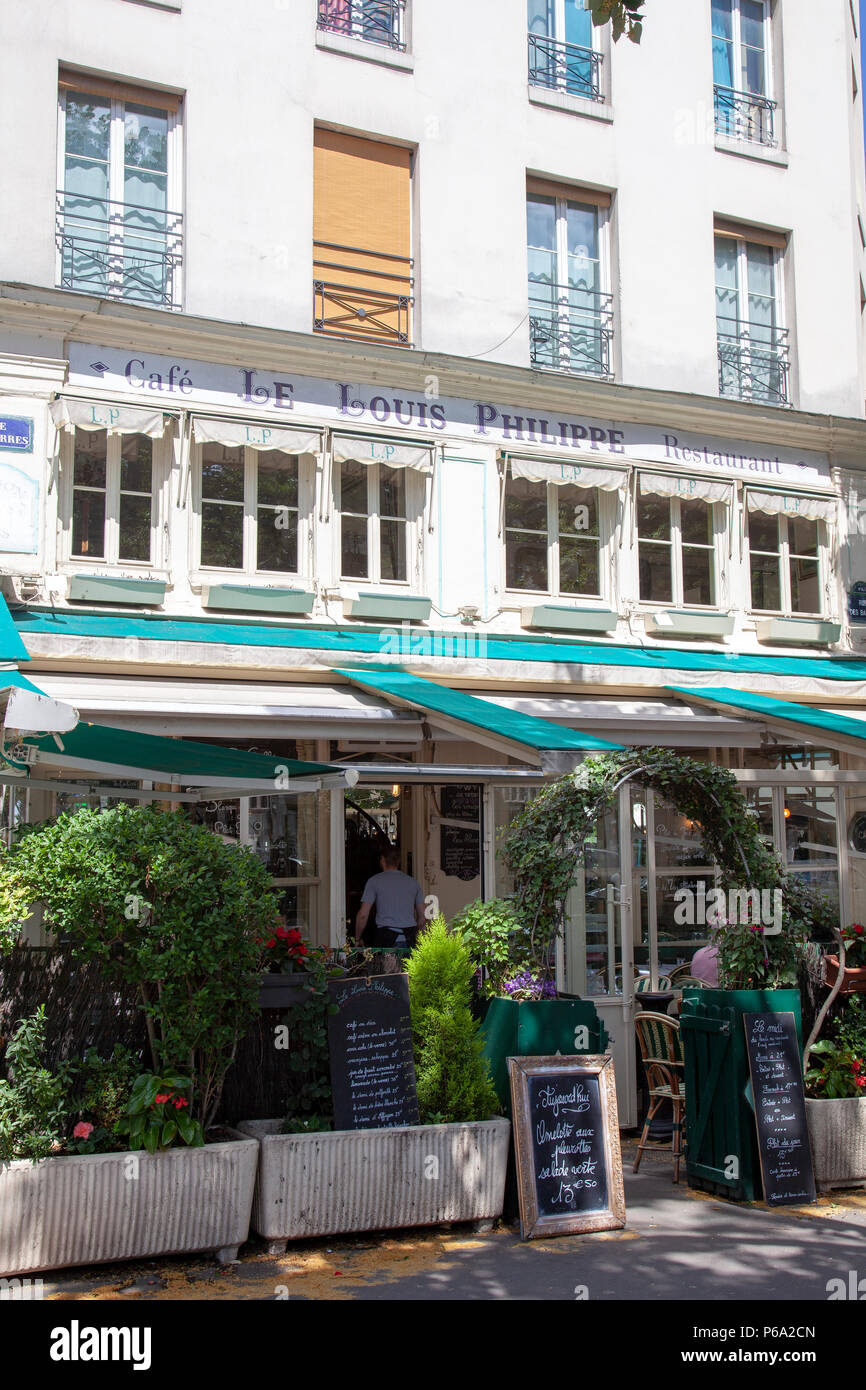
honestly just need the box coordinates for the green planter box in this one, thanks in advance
[480,995,608,1117]
[680,987,802,1203]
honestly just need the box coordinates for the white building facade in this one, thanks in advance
[3,0,866,1120]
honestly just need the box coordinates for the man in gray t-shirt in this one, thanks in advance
[355,844,426,949]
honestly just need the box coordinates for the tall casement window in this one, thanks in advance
[637,477,727,608]
[502,460,624,599]
[313,129,413,347]
[56,71,183,309]
[714,223,789,406]
[712,0,777,145]
[316,0,406,50]
[70,429,156,564]
[338,460,413,583]
[527,0,603,101]
[746,494,836,615]
[527,180,613,379]
[198,448,301,573]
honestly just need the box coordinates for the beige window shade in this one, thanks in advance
[527,176,611,208]
[59,67,181,113]
[714,218,787,250]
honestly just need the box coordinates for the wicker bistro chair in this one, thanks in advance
[668,962,697,986]
[633,1012,686,1183]
[634,974,673,993]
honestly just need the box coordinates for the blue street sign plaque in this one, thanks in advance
[849,581,866,624]
[0,417,33,452]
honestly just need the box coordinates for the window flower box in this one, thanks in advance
[822,955,866,995]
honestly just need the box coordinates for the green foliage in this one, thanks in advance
[407,917,499,1124]
[450,897,522,997]
[0,863,32,955]
[65,1045,142,1153]
[0,805,280,1127]
[0,1008,71,1161]
[280,948,340,1125]
[806,996,866,1099]
[588,0,645,43]
[501,749,808,992]
[279,1113,333,1134]
[115,1072,204,1153]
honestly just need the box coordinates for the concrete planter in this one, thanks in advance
[806,1097,866,1191]
[237,1117,511,1249]
[0,1131,258,1277]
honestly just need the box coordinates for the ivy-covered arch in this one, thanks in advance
[500,748,810,989]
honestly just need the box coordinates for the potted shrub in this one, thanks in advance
[257,921,318,1007]
[0,805,274,1275]
[238,918,510,1248]
[822,923,866,995]
[805,983,866,1191]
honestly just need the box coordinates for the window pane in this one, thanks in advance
[72,490,106,558]
[118,493,152,563]
[712,0,734,86]
[783,786,838,868]
[750,553,781,609]
[715,236,739,326]
[65,95,111,161]
[565,0,592,46]
[380,518,407,581]
[681,547,714,606]
[257,451,298,507]
[789,516,819,558]
[124,104,168,175]
[527,0,555,38]
[201,444,244,501]
[790,556,820,613]
[680,499,713,546]
[637,494,671,541]
[507,534,548,591]
[120,435,153,494]
[341,514,368,577]
[505,478,549,591]
[73,430,107,489]
[379,465,406,519]
[558,485,598,539]
[560,538,599,595]
[201,503,243,569]
[506,478,547,531]
[639,543,673,603]
[341,458,368,514]
[257,507,297,572]
[748,510,779,553]
[527,196,557,292]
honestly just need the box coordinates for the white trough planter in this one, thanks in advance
[806,1097,866,1191]
[0,1131,258,1277]
[237,1117,511,1249]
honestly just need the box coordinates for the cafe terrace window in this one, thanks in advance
[637,474,730,608]
[502,456,624,599]
[746,490,836,616]
[333,435,432,586]
[191,418,321,577]
[50,398,170,569]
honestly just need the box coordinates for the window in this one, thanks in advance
[637,491,717,607]
[316,0,406,50]
[527,181,613,379]
[56,71,182,308]
[338,459,415,583]
[198,446,301,574]
[712,0,777,145]
[313,129,413,346]
[527,0,603,101]
[747,511,823,614]
[714,226,789,405]
[70,429,156,564]
[505,475,601,595]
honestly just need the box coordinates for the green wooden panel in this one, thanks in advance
[480,996,609,1117]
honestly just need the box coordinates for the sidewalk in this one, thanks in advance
[39,1141,866,1303]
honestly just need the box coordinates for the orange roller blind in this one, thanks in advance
[59,66,181,113]
[714,217,787,250]
[314,129,411,260]
[527,176,611,208]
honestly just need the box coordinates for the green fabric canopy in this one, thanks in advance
[668,686,866,754]
[333,665,623,770]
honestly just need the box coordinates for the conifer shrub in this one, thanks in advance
[407,916,499,1124]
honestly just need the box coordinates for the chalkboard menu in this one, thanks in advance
[508,1055,626,1239]
[440,824,481,881]
[744,1012,816,1207]
[327,975,419,1131]
[441,785,480,822]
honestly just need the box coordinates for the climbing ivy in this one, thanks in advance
[501,749,810,991]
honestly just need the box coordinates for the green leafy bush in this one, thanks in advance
[806,996,866,1099]
[115,1072,204,1153]
[0,805,280,1126]
[407,917,499,1124]
[0,1008,71,1161]
[450,897,522,998]
[279,947,339,1125]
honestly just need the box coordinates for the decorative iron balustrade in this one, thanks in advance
[716,319,791,406]
[317,0,406,50]
[713,84,777,146]
[313,241,413,346]
[528,32,604,102]
[529,282,614,379]
[56,191,183,310]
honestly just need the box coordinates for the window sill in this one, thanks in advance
[315,29,413,71]
[520,603,618,634]
[343,591,432,622]
[644,609,734,639]
[201,583,315,616]
[528,83,613,123]
[67,573,167,605]
[755,616,841,645]
[714,134,789,167]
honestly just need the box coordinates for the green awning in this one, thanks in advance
[668,686,866,756]
[333,666,623,770]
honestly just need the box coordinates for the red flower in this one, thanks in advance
[857,1077,866,1089]
[155,1093,171,1104]
[173,1097,189,1109]
[853,924,864,935]
[275,926,289,939]
[265,938,276,949]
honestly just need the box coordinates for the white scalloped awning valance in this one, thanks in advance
[746,490,837,522]
[639,472,733,504]
[192,417,322,454]
[50,397,169,438]
[509,456,627,491]
[331,434,434,474]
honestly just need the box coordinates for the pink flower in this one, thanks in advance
[73,1121,94,1140]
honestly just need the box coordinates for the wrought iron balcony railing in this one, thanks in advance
[714,84,777,146]
[56,190,183,310]
[313,241,413,346]
[717,319,791,407]
[317,0,406,50]
[529,282,614,380]
[528,32,604,101]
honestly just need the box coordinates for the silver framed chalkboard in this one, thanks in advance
[508,1054,626,1239]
